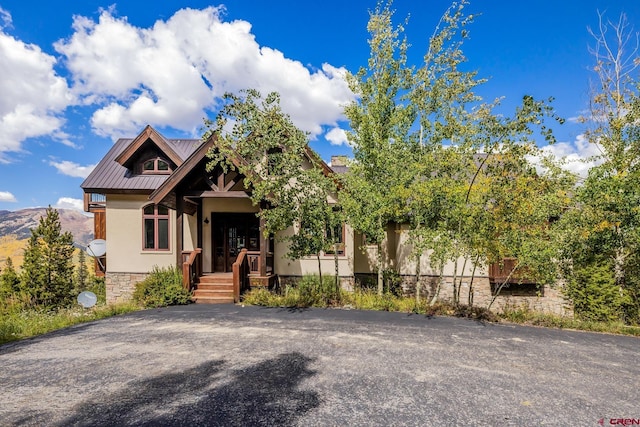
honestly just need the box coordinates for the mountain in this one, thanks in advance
[0,208,94,244]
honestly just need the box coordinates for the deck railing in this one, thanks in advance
[232,248,250,302]
[246,251,274,275]
[83,193,106,212]
[182,248,202,291]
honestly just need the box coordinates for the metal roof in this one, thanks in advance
[81,137,202,193]
[80,126,344,194]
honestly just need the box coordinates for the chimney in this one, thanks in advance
[331,155,347,167]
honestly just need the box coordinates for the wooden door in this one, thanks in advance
[212,213,259,273]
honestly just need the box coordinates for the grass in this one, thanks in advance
[242,285,640,337]
[243,286,499,322]
[500,306,640,336]
[0,303,142,346]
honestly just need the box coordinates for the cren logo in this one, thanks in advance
[605,419,640,426]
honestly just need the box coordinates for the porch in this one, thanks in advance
[182,248,277,303]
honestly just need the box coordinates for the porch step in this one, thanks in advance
[192,274,234,304]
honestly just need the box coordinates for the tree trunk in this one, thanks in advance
[451,253,459,306]
[457,256,468,304]
[468,254,479,306]
[487,260,520,310]
[334,244,340,296]
[377,243,384,295]
[614,229,626,294]
[415,252,421,303]
[430,263,445,306]
[317,253,322,287]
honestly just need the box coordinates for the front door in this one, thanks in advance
[212,213,260,272]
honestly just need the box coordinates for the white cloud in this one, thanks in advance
[540,134,602,177]
[325,127,349,146]
[0,191,17,202]
[54,197,84,211]
[49,160,96,178]
[0,26,73,160]
[0,7,12,29]
[55,7,354,139]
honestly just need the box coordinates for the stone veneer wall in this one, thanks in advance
[105,272,150,304]
[404,275,572,316]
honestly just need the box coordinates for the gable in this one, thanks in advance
[81,128,199,194]
[114,125,184,170]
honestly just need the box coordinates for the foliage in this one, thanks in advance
[203,89,340,279]
[340,0,415,294]
[500,304,640,336]
[132,266,191,308]
[563,261,631,323]
[84,276,107,305]
[382,268,402,296]
[19,207,75,309]
[0,257,20,298]
[0,302,141,345]
[242,282,498,321]
[342,0,569,306]
[244,275,342,308]
[74,249,89,292]
[555,11,640,324]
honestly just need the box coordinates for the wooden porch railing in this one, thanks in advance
[182,248,202,291]
[232,248,250,303]
[246,251,274,275]
[488,257,536,285]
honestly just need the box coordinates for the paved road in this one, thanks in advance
[1,304,638,426]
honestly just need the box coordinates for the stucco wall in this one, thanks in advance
[354,224,482,277]
[105,194,176,273]
[273,224,355,277]
[183,213,197,252]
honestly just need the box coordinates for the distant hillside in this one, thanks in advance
[0,208,94,244]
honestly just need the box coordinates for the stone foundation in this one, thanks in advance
[355,273,572,316]
[105,272,150,304]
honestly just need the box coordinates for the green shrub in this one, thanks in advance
[133,266,191,308]
[564,262,630,323]
[382,268,402,296]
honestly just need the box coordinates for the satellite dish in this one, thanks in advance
[86,239,107,257]
[77,291,97,308]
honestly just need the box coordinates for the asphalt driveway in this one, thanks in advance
[1,304,638,426]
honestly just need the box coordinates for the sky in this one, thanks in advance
[1,0,640,212]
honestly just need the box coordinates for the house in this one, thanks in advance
[81,125,570,315]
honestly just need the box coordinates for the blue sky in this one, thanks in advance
[1,0,639,212]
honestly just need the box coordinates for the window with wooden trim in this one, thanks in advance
[143,204,170,251]
[140,157,171,174]
[324,223,345,256]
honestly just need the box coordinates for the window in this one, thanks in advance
[141,157,171,174]
[324,223,345,256]
[143,204,170,250]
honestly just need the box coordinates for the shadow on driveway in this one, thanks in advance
[56,352,319,427]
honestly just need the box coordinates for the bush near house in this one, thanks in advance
[133,266,191,308]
